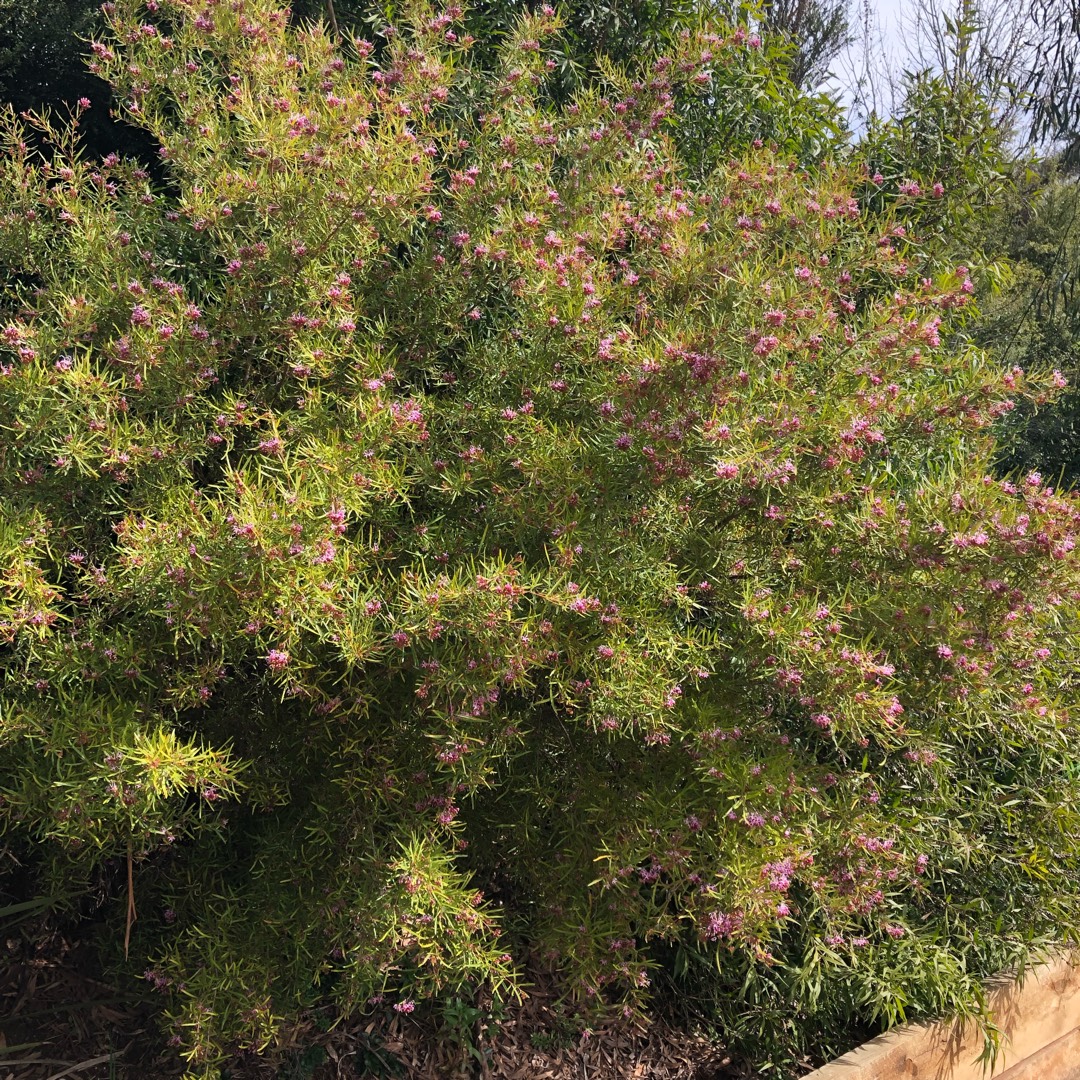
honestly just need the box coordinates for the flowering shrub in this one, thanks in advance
[2,1,1079,1074]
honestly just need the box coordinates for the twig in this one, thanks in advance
[0,1062,72,1071]
[325,0,340,37]
[124,841,136,960]
[45,1050,124,1080]
[0,1062,71,1069]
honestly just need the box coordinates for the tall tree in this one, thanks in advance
[889,0,1080,161]
[1026,0,1080,161]
[759,0,852,89]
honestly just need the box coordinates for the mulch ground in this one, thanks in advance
[0,921,165,1080]
[1,927,754,1080]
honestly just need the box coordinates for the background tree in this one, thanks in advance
[842,0,1080,491]
[1025,0,1080,162]
[758,0,852,89]
[0,0,97,108]
[978,166,1080,483]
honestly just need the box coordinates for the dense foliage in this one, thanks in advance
[0,0,847,165]
[2,2,1080,1076]
[979,168,1080,484]
[0,0,99,107]
[1024,0,1080,163]
[857,72,1013,264]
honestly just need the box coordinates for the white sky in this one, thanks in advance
[827,0,922,123]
